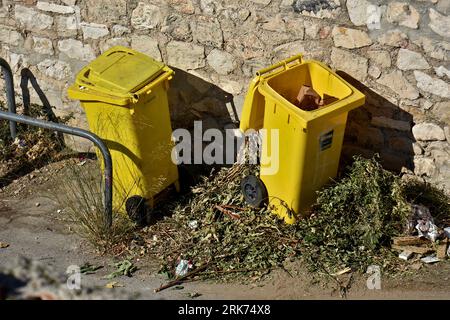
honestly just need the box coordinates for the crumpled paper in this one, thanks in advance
[415,219,439,242]
[175,259,193,277]
[408,204,440,241]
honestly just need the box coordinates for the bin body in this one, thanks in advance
[240,55,365,223]
[68,46,179,212]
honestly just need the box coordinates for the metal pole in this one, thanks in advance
[0,110,113,227]
[0,58,17,139]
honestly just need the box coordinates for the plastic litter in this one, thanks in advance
[399,250,413,261]
[420,255,440,264]
[175,259,193,277]
[407,204,434,234]
[444,227,450,239]
[415,219,439,242]
[407,204,439,242]
[188,220,198,230]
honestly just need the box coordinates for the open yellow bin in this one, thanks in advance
[68,46,179,217]
[240,54,365,224]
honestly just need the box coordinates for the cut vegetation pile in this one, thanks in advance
[140,156,448,282]
[143,163,300,281]
[296,157,411,275]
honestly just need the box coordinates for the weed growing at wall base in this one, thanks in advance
[50,160,134,251]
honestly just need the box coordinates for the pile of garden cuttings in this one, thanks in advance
[139,156,450,285]
[0,102,68,187]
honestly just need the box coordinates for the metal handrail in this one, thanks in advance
[0,57,17,139]
[0,110,113,227]
[0,59,113,227]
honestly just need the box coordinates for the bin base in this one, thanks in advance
[124,180,180,226]
[125,195,149,227]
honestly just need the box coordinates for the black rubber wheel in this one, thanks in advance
[125,195,149,227]
[241,175,268,208]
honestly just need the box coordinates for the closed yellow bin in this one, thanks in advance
[68,46,179,219]
[240,54,365,224]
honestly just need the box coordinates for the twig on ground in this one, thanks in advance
[215,205,241,220]
[154,264,209,293]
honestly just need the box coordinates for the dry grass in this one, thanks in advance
[51,159,135,251]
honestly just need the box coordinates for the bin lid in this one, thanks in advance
[74,46,165,97]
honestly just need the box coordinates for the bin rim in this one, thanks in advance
[258,59,365,125]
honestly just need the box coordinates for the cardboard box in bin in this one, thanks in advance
[294,85,338,111]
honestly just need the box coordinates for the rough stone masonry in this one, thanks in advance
[0,0,449,193]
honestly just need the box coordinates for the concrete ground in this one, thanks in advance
[1,160,450,300]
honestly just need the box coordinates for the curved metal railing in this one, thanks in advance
[0,59,112,227]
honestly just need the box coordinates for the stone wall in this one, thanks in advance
[0,0,449,192]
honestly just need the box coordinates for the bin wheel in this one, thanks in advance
[241,175,268,208]
[126,195,150,227]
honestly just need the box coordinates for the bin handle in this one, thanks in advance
[132,69,174,101]
[256,54,303,78]
[76,67,136,100]
[73,67,173,104]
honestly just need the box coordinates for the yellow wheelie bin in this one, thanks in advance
[239,54,365,224]
[68,46,179,224]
